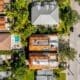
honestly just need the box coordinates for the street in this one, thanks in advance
[67,0,80,80]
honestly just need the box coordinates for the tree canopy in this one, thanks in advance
[6,0,37,46]
[58,5,80,35]
[59,39,77,61]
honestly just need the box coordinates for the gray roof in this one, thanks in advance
[36,75,55,80]
[36,76,47,80]
[36,70,55,80]
[31,1,59,25]
[37,70,53,76]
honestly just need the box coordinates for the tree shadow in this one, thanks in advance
[28,2,32,21]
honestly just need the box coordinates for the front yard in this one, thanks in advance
[53,68,66,80]
[23,69,34,80]
[57,73,66,80]
[23,68,66,80]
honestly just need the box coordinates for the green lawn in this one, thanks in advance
[23,69,34,80]
[57,73,66,80]
[53,68,66,80]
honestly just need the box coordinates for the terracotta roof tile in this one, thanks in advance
[0,0,4,5]
[0,5,4,12]
[0,0,4,12]
[0,17,6,30]
[29,35,58,51]
[29,53,58,69]
[0,33,11,50]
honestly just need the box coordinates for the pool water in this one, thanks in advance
[15,35,20,43]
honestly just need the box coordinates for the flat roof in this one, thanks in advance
[37,70,53,76]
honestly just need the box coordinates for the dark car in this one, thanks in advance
[70,27,74,32]
[78,34,80,37]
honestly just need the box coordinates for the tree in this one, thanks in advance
[57,0,70,8]
[36,26,57,34]
[75,0,80,5]
[6,0,37,46]
[7,50,27,80]
[10,50,25,69]
[58,6,80,35]
[59,39,77,61]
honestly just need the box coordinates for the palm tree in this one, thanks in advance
[59,39,77,61]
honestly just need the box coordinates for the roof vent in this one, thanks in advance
[49,1,56,10]
[36,2,41,10]
[43,2,49,10]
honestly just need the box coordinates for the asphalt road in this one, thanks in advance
[67,23,80,80]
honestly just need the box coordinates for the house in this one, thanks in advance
[0,32,11,50]
[31,1,59,26]
[0,0,4,12]
[29,52,59,69]
[0,0,22,50]
[0,54,11,65]
[0,33,22,50]
[0,54,11,60]
[29,35,58,52]
[29,34,59,69]
[0,0,10,50]
[0,0,10,13]
[36,70,55,80]
[0,71,11,80]
[0,0,10,31]
[0,16,10,31]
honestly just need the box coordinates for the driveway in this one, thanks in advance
[67,0,80,80]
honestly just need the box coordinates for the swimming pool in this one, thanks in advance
[14,35,20,43]
[11,34,20,43]
[11,34,21,49]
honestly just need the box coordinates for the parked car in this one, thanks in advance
[78,34,80,37]
[70,27,74,32]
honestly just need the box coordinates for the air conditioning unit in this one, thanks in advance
[13,44,20,49]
